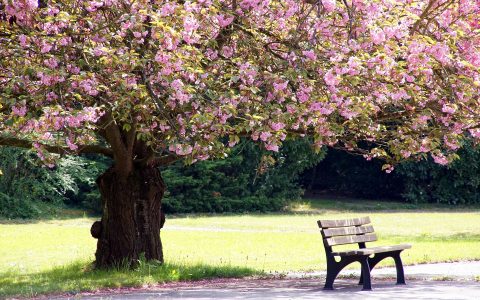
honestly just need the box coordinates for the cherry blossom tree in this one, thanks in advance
[1,0,479,267]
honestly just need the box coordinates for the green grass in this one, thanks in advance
[1,198,480,297]
[0,260,254,298]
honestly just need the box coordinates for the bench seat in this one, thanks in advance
[332,244,412,256]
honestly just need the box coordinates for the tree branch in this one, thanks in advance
[0,135,113,157]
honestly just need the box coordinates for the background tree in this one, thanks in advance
[162,139,325,213]
[1,0,479,267]
[0,146,109,218]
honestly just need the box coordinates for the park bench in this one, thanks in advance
[317,216,411,290]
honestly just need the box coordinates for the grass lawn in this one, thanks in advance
[1,198,479,297]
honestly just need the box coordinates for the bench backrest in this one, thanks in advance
[317,216,377,248]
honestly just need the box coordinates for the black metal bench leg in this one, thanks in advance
[324,260,340,290]
[393,252,406,285]
[359,253,382,285]
[324,269,336,290]
[360,259,372,290]
[324,256,351,290]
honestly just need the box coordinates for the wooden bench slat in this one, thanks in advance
[322,225,375,237]
[317,216,371,228]
[325,233,377,246]
[331,244,412,256]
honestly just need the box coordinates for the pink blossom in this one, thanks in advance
[432,153,449,165]
[419,140,431,153]
[444,136,460,150]
[346,57,360,74]
[170,79,184,90]
[296,90,310,103]
[442,104,456,114]
[273,80,288,91]
[431,43,450,64]
[265,144,279,152]
[302,50,316,60]
[46,92,58,102]
[270,122,285,131]
[121,21,132,30]
[155,51,171,64]
[79,79,99,96]
[59,37,72,46]
[66,137,78,151]
[321,0,336,13]
[67,64,80,74]
[221,46,234,58]
[370,28,386,45]
[42,132,53,141]
[44,57,59,69]
[418,115,430,123]
[12,106,27,117]
[260,132,272,141]
[469,129,480,138]
[295,83,313,103]
[41,42,53,53]
[169,144,193,156]
[183,15,199,33]
[26,0,38,10]
[160,3,177,17]
[217,14,234,28]
[86,1,104,12]
[324,70,340,86]
[205,49,219,60]
[340,109,358,119]
[93,47,105,56]
[19,35,28,47]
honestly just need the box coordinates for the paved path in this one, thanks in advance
[54,279,480,300]
[52,262,480,300]
[288,261,480,281]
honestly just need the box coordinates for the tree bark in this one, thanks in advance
[91,164,166,268]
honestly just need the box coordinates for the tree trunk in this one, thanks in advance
[91,164,166,268]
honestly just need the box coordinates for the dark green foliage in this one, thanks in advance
[301,142,480,205]
[0,147,65,204]
[59,154,110,212]
[397,142,480,204]
[162,139,325,213]
[0,192,40,219]
[0,147,64,218]
[300,148,404,199]
[0,147,108,218]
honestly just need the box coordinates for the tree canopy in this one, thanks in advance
[1,0,479,172]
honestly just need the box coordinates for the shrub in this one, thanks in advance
[300,148,404,199]
[397,142,480,204]
[162,139,325,213]
[0,147,108,218]
[0,192,40,219]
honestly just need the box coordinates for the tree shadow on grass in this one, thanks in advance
[0,259,258,298]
